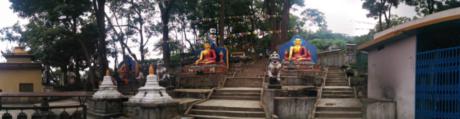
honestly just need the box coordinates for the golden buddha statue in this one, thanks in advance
[195,43,217,65]
[286,38,311,61]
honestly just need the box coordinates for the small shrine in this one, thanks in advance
[129,64,174,104]
[92,70,123,99]
[182,29,229,74]
[0,46,43,93]
[89,70,125,118]
[279,35,320,72]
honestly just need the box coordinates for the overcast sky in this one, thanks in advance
[0,0,417,62]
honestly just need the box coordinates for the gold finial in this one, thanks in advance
[105,69,110,76]
[149,64,155,75]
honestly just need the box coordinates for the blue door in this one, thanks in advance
[416,46,460,119]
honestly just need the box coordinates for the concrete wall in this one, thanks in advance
[363,98,396,119]
[274,97,315,119]
[318,50,347,67]
[367,36,416,119]
[0,70,44,92]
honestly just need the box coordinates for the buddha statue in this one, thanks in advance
[286,38,312,61]
[195,43,217,65]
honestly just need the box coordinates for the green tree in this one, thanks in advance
[405,0,460,16]
[300,8,327,30]
[6,0,107,89]
[362,0,402,31]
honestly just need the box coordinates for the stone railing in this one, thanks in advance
[0,91,91,119]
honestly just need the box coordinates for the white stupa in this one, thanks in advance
[129,64,174,104]
[93,70,123,99]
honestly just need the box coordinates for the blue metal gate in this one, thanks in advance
[416,46,460,119]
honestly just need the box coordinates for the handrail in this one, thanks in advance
[184,88,215,115]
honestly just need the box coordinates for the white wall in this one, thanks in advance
[367,36,416,119]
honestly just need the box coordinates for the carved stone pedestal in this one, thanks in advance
[126,101,179,119]
[268,77,282,89]
[88,98,127,118]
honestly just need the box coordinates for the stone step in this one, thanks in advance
[322,92,353,95]
[321,94,354,98]
[323,88,353,91]
[194,105,264,112]
[315,117,362,119]
[326,81,348,83]
[213,92,261,96]
[211,96,260,100]
[315,111,362,118]
[187,114,265,119]
[322,90,353,94]
[212,93,260,97]
[316,107,361,112]
[327,78,347,80]
[215,89,260,93]
[325,83,348,86]
[190,109,265,117]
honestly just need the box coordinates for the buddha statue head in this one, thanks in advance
[204,43,211,50]
[294,38,302,46]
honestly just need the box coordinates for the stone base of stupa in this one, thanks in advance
[125,101,179,119]
[88,98,127,118]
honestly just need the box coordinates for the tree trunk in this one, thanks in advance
[181,15,194,51]
[138,13,145,63]
[280,0,290,44]
[218,0,225,46]
[93,0,108,82]
[265,0,278,50]
[159,0,173,67]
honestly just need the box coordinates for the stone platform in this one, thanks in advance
[196,99,261,108]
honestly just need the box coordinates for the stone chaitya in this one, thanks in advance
[129,64,174,104]
[92,70,123,99]
[89,70,125,118]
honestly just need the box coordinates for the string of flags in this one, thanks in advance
[191,14,281,23]
[227,29,299,38]
[197,29,299,40]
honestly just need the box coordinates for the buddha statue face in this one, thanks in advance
[204,43,211,50]
[294,38,302,46]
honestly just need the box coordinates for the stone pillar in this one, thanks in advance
[127,65,179,119]
[89,70,125,118]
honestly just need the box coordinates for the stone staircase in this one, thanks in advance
[186,61,267,119]
[187,99,265,119]
[314,68,363,119]
[325,70,348,86]
[322,87,354,98]
[211,88,261,100]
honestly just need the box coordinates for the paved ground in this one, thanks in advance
[196,99,260,108]
[317,98,362,107]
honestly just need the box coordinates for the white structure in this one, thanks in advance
[93,70,123,99]
[129,65,174,104]
[358,8,460,119]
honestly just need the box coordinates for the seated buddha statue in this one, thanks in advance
[195,43,217,65]
[286,38,312,61]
